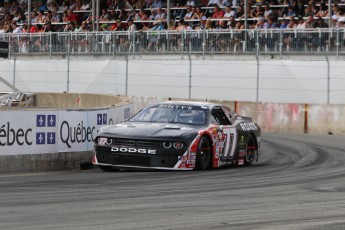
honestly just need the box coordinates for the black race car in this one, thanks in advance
[93,101,261,171]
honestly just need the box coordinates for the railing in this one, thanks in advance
[1,28,345,57]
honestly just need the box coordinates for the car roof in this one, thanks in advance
[149,100,222,109]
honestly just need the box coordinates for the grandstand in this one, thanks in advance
[0,0,345,56]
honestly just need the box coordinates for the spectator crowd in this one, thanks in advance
[0,0,345,34]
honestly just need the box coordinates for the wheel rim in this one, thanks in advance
[246,136,256,164]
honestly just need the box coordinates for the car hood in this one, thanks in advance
[100,122,199,139]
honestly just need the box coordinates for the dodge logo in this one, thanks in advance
[111,147,157,155]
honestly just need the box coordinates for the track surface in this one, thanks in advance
[1,133,345,230]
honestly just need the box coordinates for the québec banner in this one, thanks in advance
[0,104,133,155]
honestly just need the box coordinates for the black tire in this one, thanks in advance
[98,165,120,172]
[245,135,256,166]
[195,136,212,170]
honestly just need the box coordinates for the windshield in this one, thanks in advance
[129,104,207,125]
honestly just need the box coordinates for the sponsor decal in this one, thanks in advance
[240,122,258,131]
[239,150,246,158]
[47,132,56,144]
[158,104,192,110]
[97,113,107,125]
[111,147,157,154]
[60,121,96,148]
[124,108,131,119]
[36,114,56,146]
[36,132,46,145]
[0,122,33,146]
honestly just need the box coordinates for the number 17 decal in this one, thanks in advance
[222,127,238,158]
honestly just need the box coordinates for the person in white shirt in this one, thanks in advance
[12,23,23,33]
[223,3,235,18]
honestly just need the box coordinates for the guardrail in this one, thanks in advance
[1,28,345,57]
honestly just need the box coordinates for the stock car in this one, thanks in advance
[93,101,261,171]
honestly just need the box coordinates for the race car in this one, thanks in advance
[93,101,261,171]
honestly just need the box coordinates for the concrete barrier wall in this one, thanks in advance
[131,97,345,135]
[0,94,134,172]
[1,56,345,104]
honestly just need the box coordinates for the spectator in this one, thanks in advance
[38,1,48,11]
[227,15,236,29]
[338,17,345,28]
[59,1,69,12]
[212,5,225,19]
[235,5,245,19]
[62,11,69,22]
[332,4,342,17]
[31,11,39,23]
[279,18,288,29]
[304,3,315,17]
[99,9,109,21]
[36,10,46,24]
[330,15,339,28]
[295,0,305,17]
[134,8,148,21]
[74,0,83,10]
[295,16,305,29]
[107,9,118,21]
[196,16,207,29]
[43,21,54,32]
[80,0,90,10]
[47,0,59,11]
[151,0,163,8]
[112,19,126,31]
[251,4,264,18]
[186,0,195,7]
[12,22,22,33]
[286,4,296,17]
[184,6,195,20]
[51,9,61,22]
[192,6,204,20]
[67,9,78,22]
[68,0,77,10]
[315,2,328,18]
[208,0,221,7]
[303,15,314,28]
[0,12,11,25]
[149,8,157,20]
[127,18,137,31]
[223,3,235,18]
[263,3,272,18]
[313,17,328,28]
[154,7,166,20]
[255,17,267,29]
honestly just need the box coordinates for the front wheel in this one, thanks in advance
[195,136,212,170]
[245,135,256,166]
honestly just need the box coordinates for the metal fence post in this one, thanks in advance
[66,34,70,93]
[125,54,128,96]
[326,56,330,104]
[13,58,16,87]
[188,53,192,99]
[255,53,260,102]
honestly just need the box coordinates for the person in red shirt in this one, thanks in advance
[212,5,224,19]
[67,9,78,22]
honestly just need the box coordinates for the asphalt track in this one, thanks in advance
[1,132,345,230]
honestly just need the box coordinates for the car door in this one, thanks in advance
[210,106,237,159]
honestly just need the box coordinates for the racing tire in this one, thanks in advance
[245,135,256,166]
[195,136,212,170]
[98,165,120,172]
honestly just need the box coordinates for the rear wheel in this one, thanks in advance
[98,165,120,172]
[195,136,212,170]
[245,135,256,166]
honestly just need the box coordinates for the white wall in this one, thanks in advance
[1,57,344,104]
